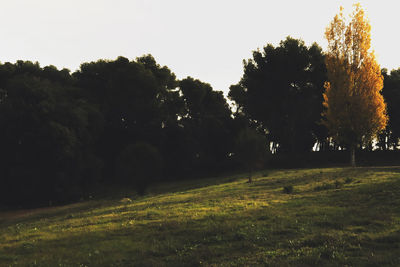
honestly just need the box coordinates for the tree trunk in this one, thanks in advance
[248,167,253,183]
[350,145,356,167]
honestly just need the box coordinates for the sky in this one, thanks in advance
[0,0,398,95]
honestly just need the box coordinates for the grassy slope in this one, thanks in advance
[1,167,400,266]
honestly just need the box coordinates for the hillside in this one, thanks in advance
[1,167,400,266]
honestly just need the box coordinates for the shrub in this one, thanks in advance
[334,180,343,189]
[344,177,353,184]
[235,127,271,182]
[116,142,163,195]
[314,180,343,191]
[283,185,294,194]
[314,183,335,191]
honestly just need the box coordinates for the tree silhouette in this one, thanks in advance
[378,69,400,150]
[229,37,326,153]
[0,62,103,205]
[179,77,234,173]
[116,142,163,195]
[0,57,239,207]
[234,127,269,183]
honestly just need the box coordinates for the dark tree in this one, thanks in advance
[0,55,243,207]
[379,68,400,150]
[116,142,163,195]
[179,77,234,173]
[73,56,175,184]
[234,127,270,182]
[0,62,103,206]
[229,37,327,153]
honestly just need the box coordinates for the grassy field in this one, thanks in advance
[1,167,400,266]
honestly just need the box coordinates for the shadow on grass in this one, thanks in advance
[4,175,400,266]
[0,200,110,227]
[3,167,400,266]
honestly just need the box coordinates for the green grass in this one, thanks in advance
[1,167,400,266]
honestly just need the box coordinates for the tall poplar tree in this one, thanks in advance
[323,4,387,166]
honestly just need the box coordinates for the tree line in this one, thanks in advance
[1,38,399,207]
[0,56,242,207]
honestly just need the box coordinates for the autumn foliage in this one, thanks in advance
[323,4,387,165]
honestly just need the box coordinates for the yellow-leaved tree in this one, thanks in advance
[323,4,387,166]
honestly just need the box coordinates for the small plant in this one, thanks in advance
[344,177,353,184]
[334,180,343,189]
[120,197,132,204]
[314,183,335,191]
[283,185,294,194]
[246,176,253,183]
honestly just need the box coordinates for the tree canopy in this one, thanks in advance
[0,57,239,207]
[229,37,326,153]
[323,4,387,166]
[2,17,400,208]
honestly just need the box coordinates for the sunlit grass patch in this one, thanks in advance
[1,167,400,266]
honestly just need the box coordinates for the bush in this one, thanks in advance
[314,183,335,191]
[344,177,353,184]
[283,185,294,194]
[334,180,343,189]
[235,127,270,182]
[116,142,163,195]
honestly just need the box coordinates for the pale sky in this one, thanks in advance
[0,0,397,95]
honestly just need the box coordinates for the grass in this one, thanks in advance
[1,167,400,266]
